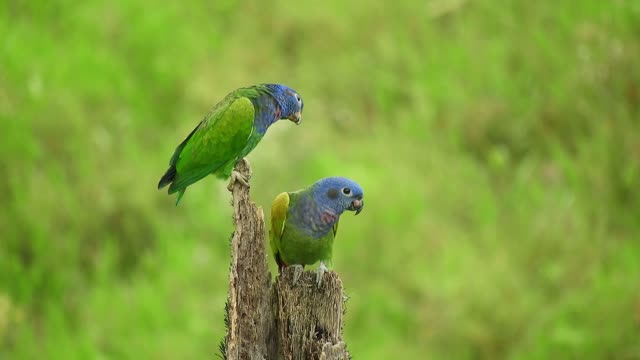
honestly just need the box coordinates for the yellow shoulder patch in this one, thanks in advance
[270,192,290,241]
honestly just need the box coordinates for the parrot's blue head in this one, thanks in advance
[265,84,304,125]
[311,177,364,216]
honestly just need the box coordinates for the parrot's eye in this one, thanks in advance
[296,94,301,103]
[342,187,351,195]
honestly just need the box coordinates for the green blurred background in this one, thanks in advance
[2,0,640,359]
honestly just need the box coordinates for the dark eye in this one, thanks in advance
[342,188,351,195]
[296,95,301,102]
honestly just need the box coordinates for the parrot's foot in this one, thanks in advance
[291,264,304,285]
[316,262,329,288]
[227,170,250,191]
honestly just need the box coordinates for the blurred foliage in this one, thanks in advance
[1,0,640,359]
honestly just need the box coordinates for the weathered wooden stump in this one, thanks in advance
[222,160,350,360]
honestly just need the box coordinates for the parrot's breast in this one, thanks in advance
[288,195,338,239]
[279,225,334,266]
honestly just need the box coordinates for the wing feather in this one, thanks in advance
[168,97,254,193]
[269,192,290,266]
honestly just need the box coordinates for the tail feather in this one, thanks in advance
[275,252,286,272]
[158,166,187,206]
[158,165,177,189]
[175,188,186,206]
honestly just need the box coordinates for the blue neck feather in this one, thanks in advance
[251,94,280,135]
[289,192,339,239]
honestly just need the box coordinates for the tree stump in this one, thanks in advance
[221,160,350,360]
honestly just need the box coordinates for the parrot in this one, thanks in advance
[269,177,364,287]
[158,83,304,205]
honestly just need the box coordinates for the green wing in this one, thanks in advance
[168,96,254,194]
[269,192,290,267]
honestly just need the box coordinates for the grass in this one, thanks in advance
[1,0,640,358]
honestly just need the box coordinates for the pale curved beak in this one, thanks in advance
[350,198,364,215]
[288,111,302,125]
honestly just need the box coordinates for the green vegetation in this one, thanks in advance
[2,1,639,358]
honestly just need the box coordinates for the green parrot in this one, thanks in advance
[269,177,364,286]
[158,84,304,204]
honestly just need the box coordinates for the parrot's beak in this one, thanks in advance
[288,111,302,125]
[350,198,364,215]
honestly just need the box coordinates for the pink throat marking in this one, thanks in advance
[319,211,338,225]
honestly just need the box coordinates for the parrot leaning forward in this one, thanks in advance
[269,177,364,287]
[158,84,304,205]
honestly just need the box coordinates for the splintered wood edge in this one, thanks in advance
[225,160,262,359]
[275,269,351,359]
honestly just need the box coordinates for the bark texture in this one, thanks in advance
[222,160,350,360]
